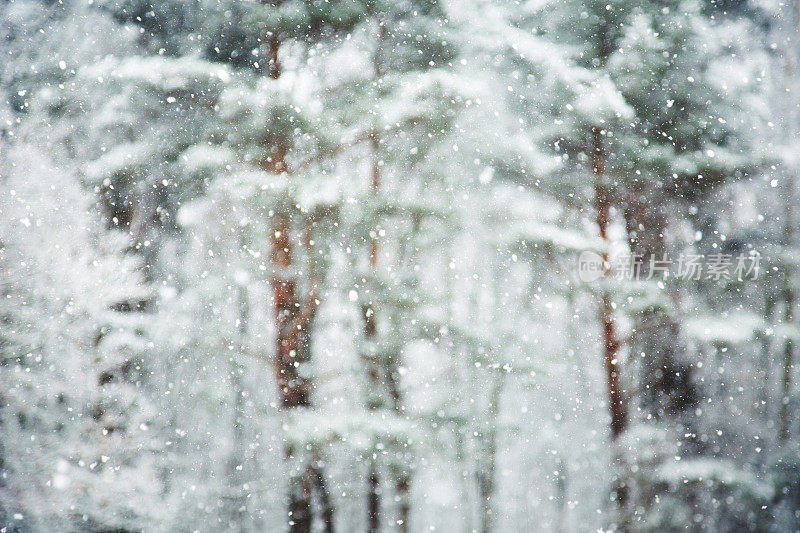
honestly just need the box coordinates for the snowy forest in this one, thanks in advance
[2,0,800,531]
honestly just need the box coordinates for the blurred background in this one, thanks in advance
[1,0,799,531]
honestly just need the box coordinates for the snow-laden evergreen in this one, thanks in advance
[1,0,798,531]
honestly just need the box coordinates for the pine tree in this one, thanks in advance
[322,1,458,529]
[0,144,159,530]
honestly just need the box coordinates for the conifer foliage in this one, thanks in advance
[0,0,795,531]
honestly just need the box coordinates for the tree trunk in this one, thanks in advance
[780,273,795,444]
[623,184,698,422]
[261,34,329,529]
[363,127,384,532]
[367,460,380,533]
[778,0,800,447]
[270,213,314,410]
[227,281,248,532]
[395,475,411,533]
[267,31,281,80]
[270,213,324,533]
[387,211,420,533]
[362,19,390,532]
[592,127,627,440]
[477,371,503,533]
[592,127,629,532]
[287,459,313,533]
[311,460,335,533]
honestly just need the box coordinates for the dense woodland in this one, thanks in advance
[1,0,800,531]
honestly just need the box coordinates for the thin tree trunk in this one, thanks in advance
[592,127,629,533]
[363,18,395,532]
[395,475,411,533]
[389,212,423,533]
[780,271,795,444]
[227,278,248,532]
[367,460,380,533]
[554,455,567,533]
[364,125,383,533]
[311,458,335,533]
[267,31,281,80]
[592,127,627,440]
[477,371,503,533]
[779,4,798,442]
[361,127,384,533]
[229,359,246,531]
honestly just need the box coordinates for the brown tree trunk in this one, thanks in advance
[270,212,325,533]
[592,127,627,440]
[267,31,281,80]
[269,212,316,410]
[363,127,383,532]
[363,18,397,532]
[592,127,629,533]
[600,292,625,440]
[260,34,330,530]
